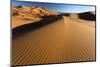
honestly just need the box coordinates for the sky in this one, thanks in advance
[12,0,95,13]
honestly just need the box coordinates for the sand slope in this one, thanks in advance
[12,12,95,66]
[12,6,59,28]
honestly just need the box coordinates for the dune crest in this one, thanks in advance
[12,5,59,28]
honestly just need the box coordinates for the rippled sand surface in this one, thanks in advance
[12,15,95,66]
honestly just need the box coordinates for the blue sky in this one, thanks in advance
[12,0,95,13]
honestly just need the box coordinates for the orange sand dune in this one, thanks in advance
[12,6,59,28]
[12,15,95,66]
[12,5,96,66]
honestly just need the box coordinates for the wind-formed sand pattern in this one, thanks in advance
[12,5,96,66]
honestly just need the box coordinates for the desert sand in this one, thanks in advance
[12,6,59,28]
[12,6,96,66]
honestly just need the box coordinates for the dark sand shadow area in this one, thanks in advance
[78,12,96,21]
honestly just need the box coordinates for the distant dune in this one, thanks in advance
[63,11,96,28]
[78,11,96,21]
[12,5,59,28]
[62,11,96,20]
[12,5,59,17]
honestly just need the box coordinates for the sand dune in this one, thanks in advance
[12,6,59,28]
[12,6,96,66]
[78,12,96,21]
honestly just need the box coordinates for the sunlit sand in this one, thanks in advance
[12,6,96,66]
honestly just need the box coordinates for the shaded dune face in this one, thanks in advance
[78,12,96,21]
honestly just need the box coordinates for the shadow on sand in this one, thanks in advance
[78,12,96,21]
[12,15,63,39]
